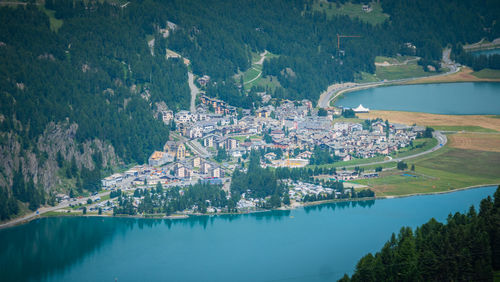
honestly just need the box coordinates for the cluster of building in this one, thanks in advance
[287,181,337,202]
[153,99,426,170]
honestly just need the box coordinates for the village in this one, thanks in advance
[92,93,428,215]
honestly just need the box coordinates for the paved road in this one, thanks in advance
[0,190,111,229]
[340,131,447,169]
[318,48,459,108]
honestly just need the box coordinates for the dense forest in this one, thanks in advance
[341,186,500,281]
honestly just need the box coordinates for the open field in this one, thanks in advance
[357,110,500,132]
[39,6,63,32]
[352,134,500,196]
[431,125,497,133]
[241,51,281,90]
[312,0,389,25]
[374,61,429,81]
[408,67,500,84]
[448,133,500,152]
[472,68,500,79]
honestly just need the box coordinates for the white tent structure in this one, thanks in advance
[353,104,370,113]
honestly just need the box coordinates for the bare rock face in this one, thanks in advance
[0,121,121,193]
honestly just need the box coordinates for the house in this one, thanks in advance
[264,152,277,160]
[148,151,173,166]
[225,138,239,150]
[175,110,194,123]
[202,134,216,147]
[197,75,210,87]
[192,156,202,168]
[362,4,372,12]
[297,151,313,160]
[255,109,270,118]
[175,163,192,178]
[164,141,186,160]
[201,162,212,174]
[102,173,123,187]
[188,125,203,139]
[209,167,221,178]
[161,110,174,124]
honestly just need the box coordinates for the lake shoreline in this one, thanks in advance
[3,183,497,228]
[329,67,500,107]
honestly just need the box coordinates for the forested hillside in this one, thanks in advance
[341,186,500,282]
[0,2,190,219]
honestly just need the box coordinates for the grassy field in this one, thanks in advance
[448,133,500,152]
[358,110,500,132]
[375,62,429,81]
[242,51,281,90]
[242,66,261,84]
[472,68,500,79]
[352,134,500,196]
[354,72,379,83]
[39,6,63,32]
[409,67,500,84]
[312,1,389,25]
[431,125,497,133]
[375,56,417,64]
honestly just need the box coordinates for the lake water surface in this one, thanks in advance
[336,82,500,114]
[471,48,500,56]
[0,186,496,282]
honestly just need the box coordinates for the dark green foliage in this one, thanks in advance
[80,167,101,192]
[453,44,500,71]
[397,161,408,170]
[309,146,340,165]
[231,150,282,200]
[215,148,229,162]
[344,186,500,281]
[317,108,327,116]
[342,109,356,118]
[109,189,122,199]
[0,186,19,220]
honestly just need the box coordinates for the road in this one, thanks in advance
[318,48,459,108]
[340,131,447,169]
[0,190,111,229]
[188,72,199,113]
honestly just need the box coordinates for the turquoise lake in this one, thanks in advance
[0,186,496,282]
[336,82,500,114]
[472,48,500,56]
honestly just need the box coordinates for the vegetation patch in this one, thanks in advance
[374,61,429,81]
[448,133,500,152]
[39,6,63,32]
[472,68,500,79]
[353,142,500,196]
[431,125,497,133]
